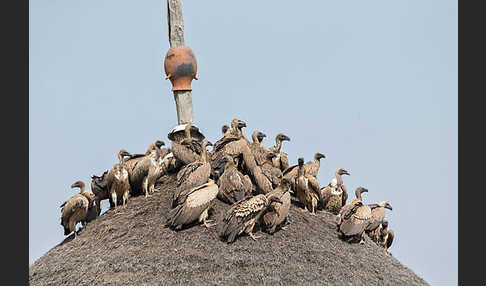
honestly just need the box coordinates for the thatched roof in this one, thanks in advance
[29,173,428,285]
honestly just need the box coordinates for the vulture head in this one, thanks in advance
[378,200,393,211]
[71,180,86,191]
[382,220,389,229]
[314,152,326,161]
[337,168,350,176]
[266,152,277,160]
[297,157,305,167]
[276,133,291,143]
[155,140,165,148]
[231,118,247,131]
[280,178,292,190]
[265,193,284,210]
[202,140,213,150]
[118,149,131,158]
[221,124,229,135]
[355,187,368,199]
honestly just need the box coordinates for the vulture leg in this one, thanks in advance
[200,209,216,228]
[143,177,150,198]
[111,192,117,212]
[122,191,128,208]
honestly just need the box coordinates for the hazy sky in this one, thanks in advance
[29,1,457,285]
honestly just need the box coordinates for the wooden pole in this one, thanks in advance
[167,0,193,125]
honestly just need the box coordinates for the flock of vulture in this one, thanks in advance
[60,118,394,251]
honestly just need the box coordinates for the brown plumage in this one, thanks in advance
[172,140,213,207]
[145,140,169,196]
[248,131,283,188]
[106,149,132,210]
[212,118,247,154]
[261,178,292,234]
[282,152,325,194]
[320,168,350,214]
[60,181,93,237]
[365,200,393,233]
[90,170,111,209]
[166,179,219,230]
[338,187,372,243]
[123,141,163,197]
[216,155,253,204]
[375,220,394,251]
[171,123,205,165]
[337,187,369,225]
[269,133,291,172]
[219,193,283,243]
[221,124,230,136]
[295,157,322,215]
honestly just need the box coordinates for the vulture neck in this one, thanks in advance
[118,154,126,168]
[335,171,344,186]
[314,157,321,169]
[274,139,282,152]
[297,163,304,177]
[184,125,191,140]
[78,185,86,193]
[200,148,207,163]
[225,159,236,170]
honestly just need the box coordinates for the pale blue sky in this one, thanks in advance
[29,1,457,285]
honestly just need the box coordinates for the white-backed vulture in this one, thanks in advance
[216,155,253,204]
[212,118,247,153]
[249,131,283,188]
[282,152,325,194]
[60,181,93,237]
[106,149,132,210]
[376,220,394,251]
[338,187,371,244]
[261,178,292,234]
[337,187,369,225]
[295,157,322,215]
[123,141,162,197]
[145,140,170,195]
[172,140,213,207]
[219,193,283,244]
[166,179,219,230]
[167,123,205,144]
[90,170,111,209]
[171,123,205,165]
[365,200,393,234]
[320,168,350,214]
[269,133,291,172]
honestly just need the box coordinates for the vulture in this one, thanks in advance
[212,118,247,153]
[338,187,371,244]
[221,124,230,136]
[90,170,111,210]
[166,179,219,230]
[60,181,94,237]
[209,118,247,175]
[145,140,170,195]
[171,123,205,165]
[365,200,393,234]
[217,155,253,204]
[376,220,394,251]
[106,149,132,210]
[261,178,292,234]
[282,152,325,193]
[319,168,350,214]
[268,133,291,172]
[123,140,163,197]
[249,131,283,188]
[295,157,322,215]
[219,193,283,243]
[337,187,369,225]
[172,140,213,207]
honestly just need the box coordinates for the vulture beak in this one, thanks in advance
[385,203,393,211]
[270,197,283,204]
[206,141,213,147]
[361,188,369,193]
[343,170,350,176]
[282,135,291,141]
[70,182,78,189]
[238,120,247,128]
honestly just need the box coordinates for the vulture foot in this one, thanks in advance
[203,220,216,228]
[249,232,262,241]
